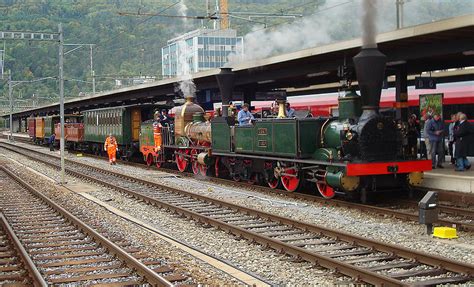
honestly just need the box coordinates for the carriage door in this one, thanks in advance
[131,108,141,141]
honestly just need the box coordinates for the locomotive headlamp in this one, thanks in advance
[345,132,353,140]
[343,123,350,131]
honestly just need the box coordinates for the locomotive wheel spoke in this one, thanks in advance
[316,181,336,199]
[281,167,300,192]
[266,176,280,189]
[175,149,189,172]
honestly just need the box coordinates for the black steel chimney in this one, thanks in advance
[215,68,235,118]
[353,48,386,115]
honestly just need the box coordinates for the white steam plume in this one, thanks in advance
[361,0,377,48]
[227,0,473,65]
[176,0,196,98]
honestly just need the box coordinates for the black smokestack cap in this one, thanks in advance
[353,48,386,111]
[215,68,235,118]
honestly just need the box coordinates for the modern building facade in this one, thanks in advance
[162,29,243,78]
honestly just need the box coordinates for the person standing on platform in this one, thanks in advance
[427,113,445,169]
[407,114,419,158]
[422,114,432,160]
[448,114,458,164]
[49,133,56,151]
[104,133,118,165]
[454,113,473,171]
[237,103,254,126]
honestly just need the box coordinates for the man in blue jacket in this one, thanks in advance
[237,103,254,126]
[427,113,445,169]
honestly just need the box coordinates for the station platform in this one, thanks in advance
[1,131,30,140]
[421,162,474,195]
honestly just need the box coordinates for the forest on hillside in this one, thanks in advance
[0,0,472,108]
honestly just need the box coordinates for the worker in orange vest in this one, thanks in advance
[153,111,162,153]
[104,134,118,165]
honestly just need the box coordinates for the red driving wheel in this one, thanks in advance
[281,167,300,192]
[266,177,280,189]
[316,182,336,199]
[175,149,189,172]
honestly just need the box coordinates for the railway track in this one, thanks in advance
[3,138,473,232]
[151,164,474,231]
[0,213,46,286]
[1,143,473,285]
[0,166,188,286]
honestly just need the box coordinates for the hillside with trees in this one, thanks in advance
[0,0,471,108]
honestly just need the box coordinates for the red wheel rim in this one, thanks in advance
[175,149,188,172]
[267,177,279,189]
[317,182,335,199]
[146,154,153,167]
[281,168,300,192]
[214,157,220,177]
[233,175,241,182]
[156,160,162,168]
[191,149,199,174]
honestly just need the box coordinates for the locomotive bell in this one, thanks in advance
[353,48,387,112]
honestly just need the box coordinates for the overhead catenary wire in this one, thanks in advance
[95,1,181,53]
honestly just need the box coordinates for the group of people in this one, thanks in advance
[422,112,472,171]
[103,109,173,165]
[237,102,296,126]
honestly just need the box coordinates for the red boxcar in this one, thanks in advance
[27,118,36,138]
[54,123,85,142]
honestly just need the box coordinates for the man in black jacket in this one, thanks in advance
[454,113,473,171]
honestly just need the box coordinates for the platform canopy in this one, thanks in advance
[6,14,474,118]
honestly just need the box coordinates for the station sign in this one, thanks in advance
[415,77,437,89]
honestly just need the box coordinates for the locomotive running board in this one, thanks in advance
[212,152,347,167]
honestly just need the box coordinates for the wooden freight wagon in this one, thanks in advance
[35,117,45,141]
[27,118,36,138]
[55,123,85,143]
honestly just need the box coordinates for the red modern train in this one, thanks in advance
[253,82,474,120]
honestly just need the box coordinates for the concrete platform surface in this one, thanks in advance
[422,162,474,194]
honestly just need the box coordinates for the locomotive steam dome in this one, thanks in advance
[174,96,205,141]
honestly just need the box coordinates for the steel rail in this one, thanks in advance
[74,164,474,277]
[0,166,173,287]
[0,213,48,287]
[3,145,472,285]
[2,139,473,227]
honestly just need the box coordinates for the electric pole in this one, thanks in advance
[59,23,65,184]
[8,72,12,141]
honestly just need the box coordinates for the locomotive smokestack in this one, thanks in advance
[353,48,386,112]
[215,68,235,118]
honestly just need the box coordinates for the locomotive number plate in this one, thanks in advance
[257,128,268,135]
[258,140,267,147]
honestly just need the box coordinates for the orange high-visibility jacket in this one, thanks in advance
[153,122,162,152]
[104,136,118,153]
